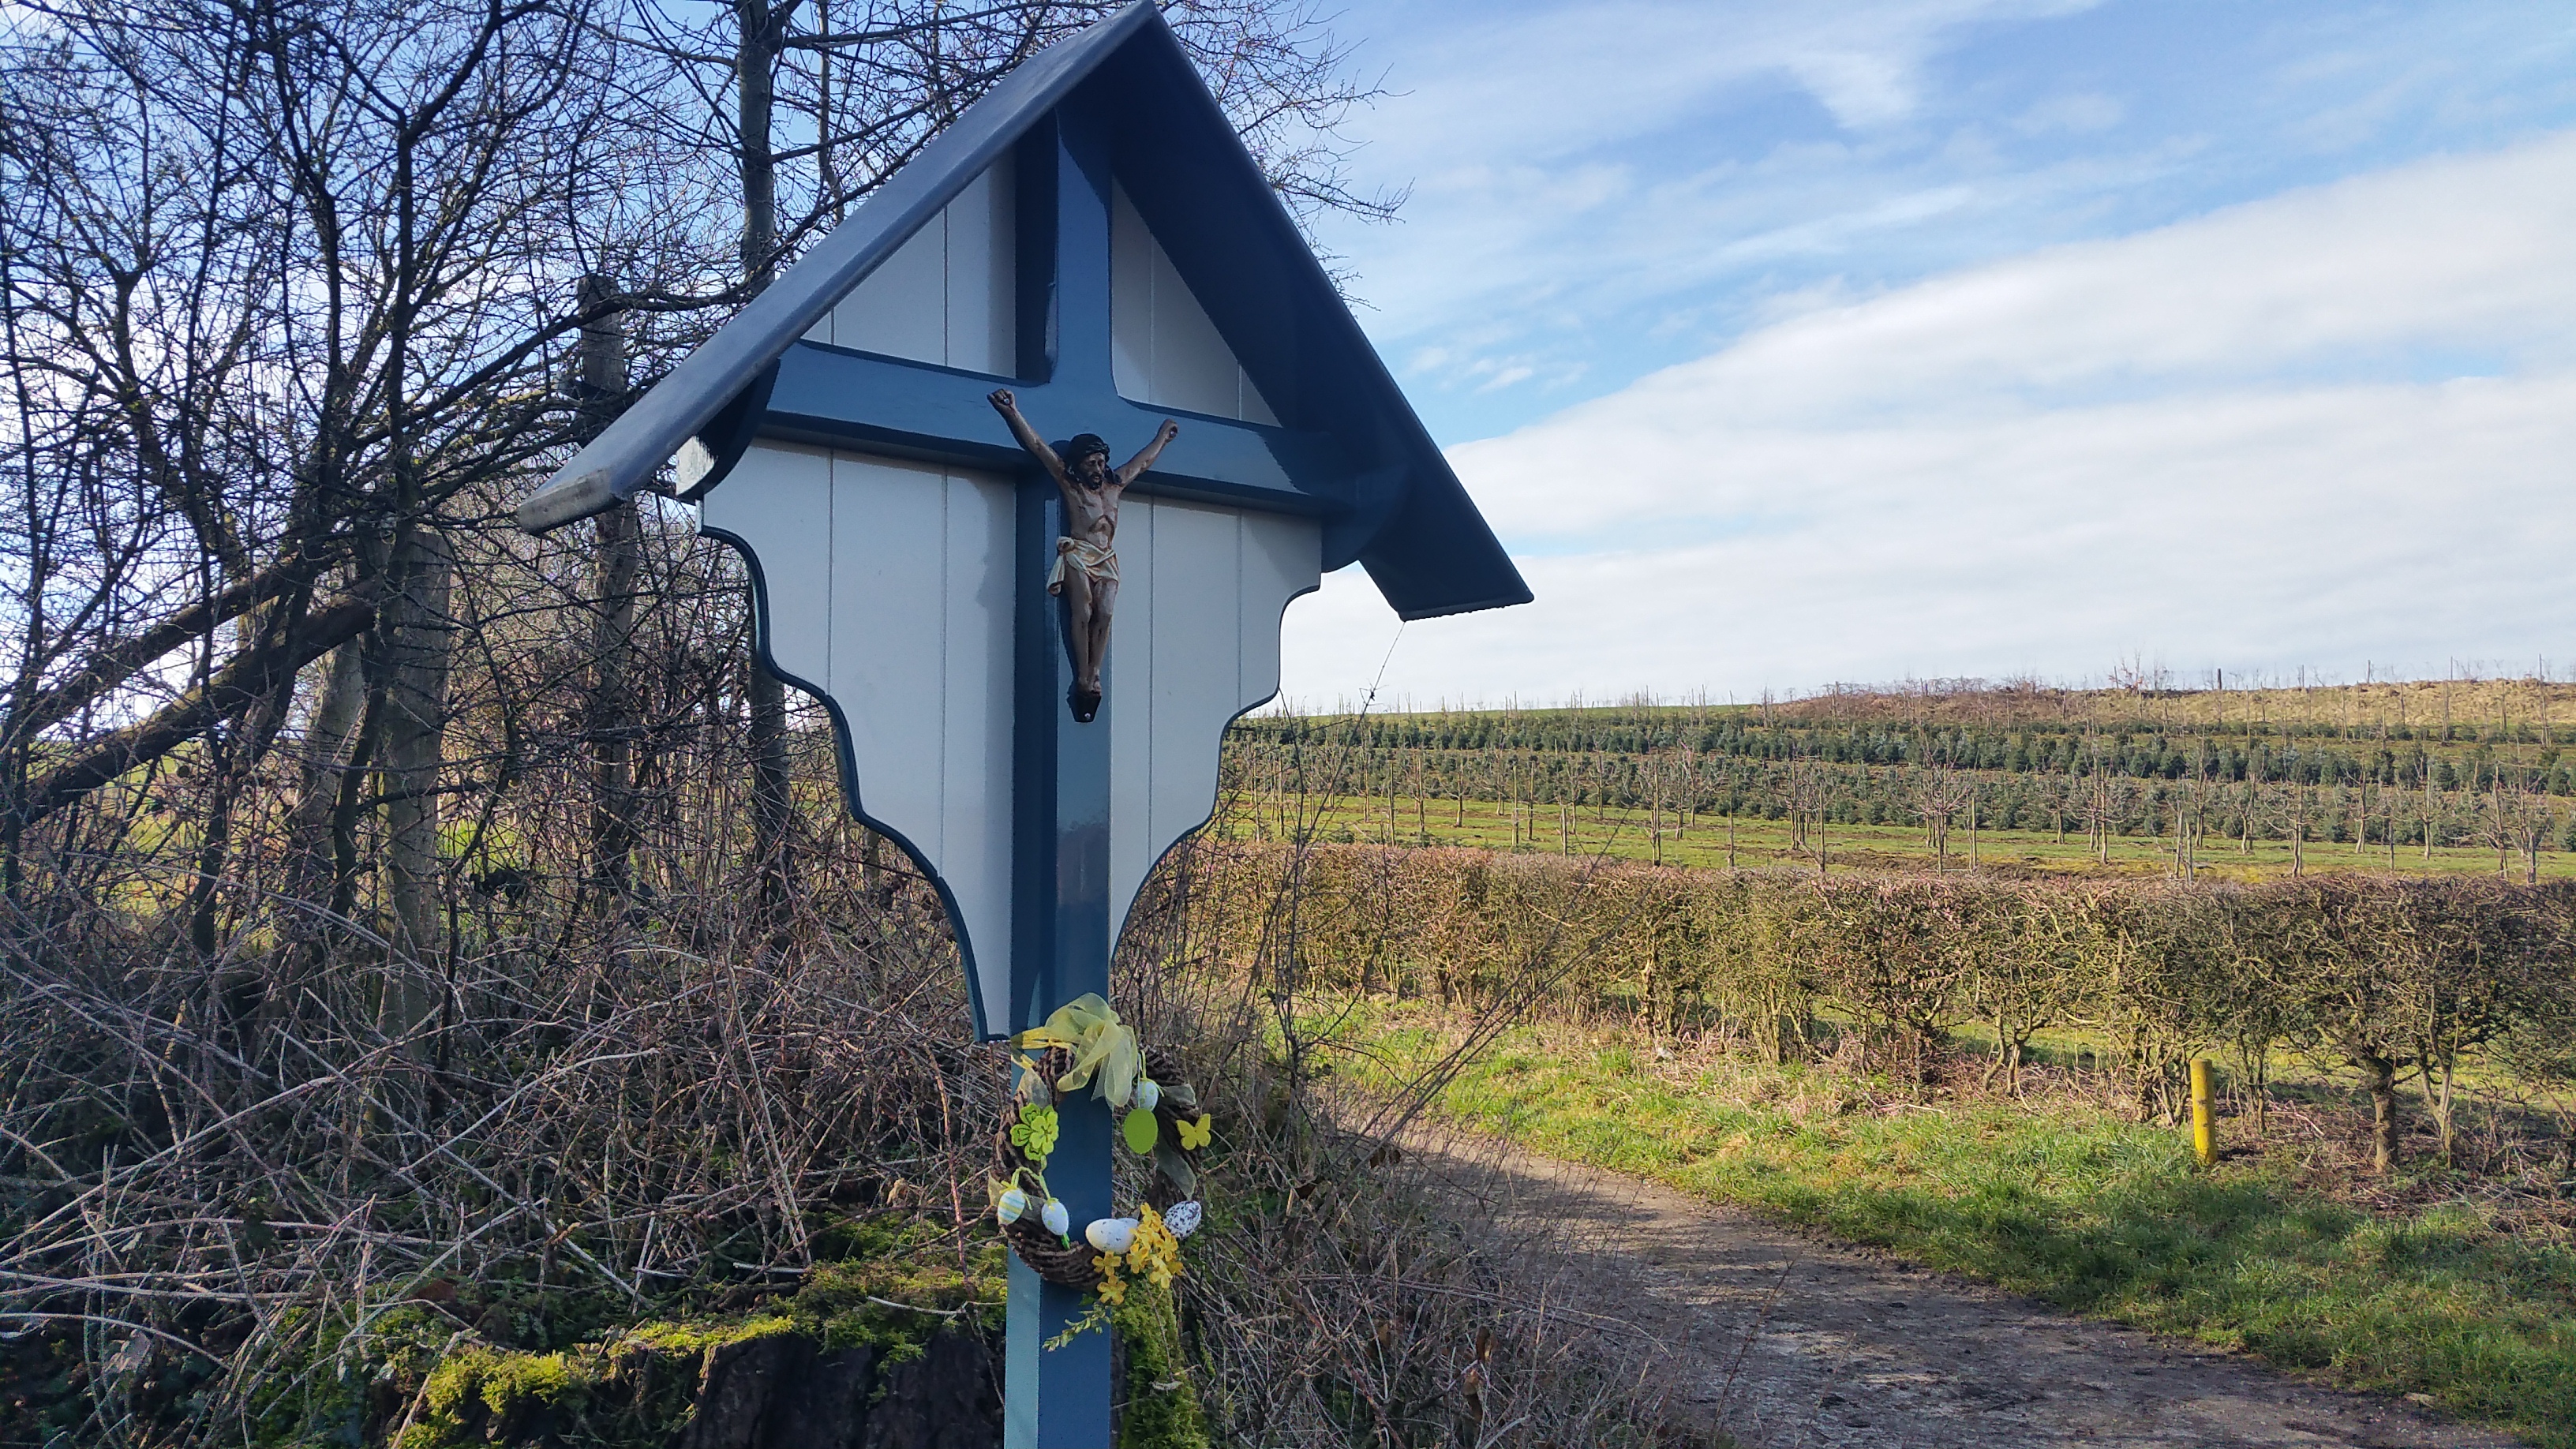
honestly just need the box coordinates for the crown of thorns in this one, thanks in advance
[1065,432,1111,461]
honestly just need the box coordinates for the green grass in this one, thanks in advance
[1343,1009,2576,1447]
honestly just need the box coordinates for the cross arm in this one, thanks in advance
[752,341,1347,515]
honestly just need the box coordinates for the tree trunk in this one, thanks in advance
[15,593,377,827]
[273,635,370,988]
[289,639,369,863]
[2355,1049,2400,1175]
[738,0,797,923]
[378,526,455,1033]
[581,277,640,904]
[2426,1051,2458,1166]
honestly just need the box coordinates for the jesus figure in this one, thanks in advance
[988,388,1179,723]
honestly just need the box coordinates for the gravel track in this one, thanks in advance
[1392,1122,2518,1449]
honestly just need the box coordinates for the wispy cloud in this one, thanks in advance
[1315,0,2576,441]
[1283,132,2576,703]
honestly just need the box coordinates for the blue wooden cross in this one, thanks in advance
[519,9,1526,1443]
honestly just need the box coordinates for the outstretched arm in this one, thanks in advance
[1116,419,1180,485]
[988,389,1067,484]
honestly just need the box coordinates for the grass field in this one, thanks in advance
[1216,791,2576,883]
[1335,1006,2576,1447]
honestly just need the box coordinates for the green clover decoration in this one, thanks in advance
[1009,1103,1060,1160]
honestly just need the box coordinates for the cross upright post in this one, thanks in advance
[1003,478,1115,1443]
[1005,105,1118,1447]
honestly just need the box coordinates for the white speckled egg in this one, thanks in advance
[1084,1217,1140,1253]
[1163,1200,1203,1238]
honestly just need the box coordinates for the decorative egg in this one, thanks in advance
[1121,1108,1159,1155]
[1040,1198,1070,1236]
[1084,1217,1140,1253]
[996,1187,1030,1225]
[1135,1078,1162,1112]
[1163,1200,1203,1238]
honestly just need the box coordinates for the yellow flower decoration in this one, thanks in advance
[1091,1196,1179,1283]
[1091,1254,1128,1305]
[1175,1113,1212,1150]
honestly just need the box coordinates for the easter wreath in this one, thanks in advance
[989,994,1211,1309]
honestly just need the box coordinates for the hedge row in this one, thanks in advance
[1193,844,2576,1170]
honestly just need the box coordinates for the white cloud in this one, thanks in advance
[1468,133,2576,537]
[1314,0,2112,387]
[1281,132,2576,704]
[1354,0,2095,170]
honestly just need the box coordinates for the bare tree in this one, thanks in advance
[0,0,711,991]
[2484,767,2552,884]
[1915,767,1974,870]
[1784,758,1829,876]
[2075,735,2121,865]
[2274,784,2318,878]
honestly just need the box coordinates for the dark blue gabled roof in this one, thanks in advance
[518,2,1527,621]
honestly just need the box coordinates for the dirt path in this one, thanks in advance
[1391,1123,2517,1449]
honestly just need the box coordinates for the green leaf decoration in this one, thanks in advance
[1121,1108,1159,1155]
[1151,1140,1198,1200]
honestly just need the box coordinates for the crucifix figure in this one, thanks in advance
[990,387,1178,722]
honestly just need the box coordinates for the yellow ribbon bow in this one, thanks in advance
[1012,994,1143,1110]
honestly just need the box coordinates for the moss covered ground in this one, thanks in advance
[204,1219,1024,1448]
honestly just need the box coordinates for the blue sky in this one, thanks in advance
[1273,0,2576,707]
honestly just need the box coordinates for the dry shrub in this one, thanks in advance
[2,811,1698,1447]
[1119,838,1708,1448]
[0,837,1009,1442]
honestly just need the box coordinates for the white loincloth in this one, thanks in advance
[1047,536,1119,595]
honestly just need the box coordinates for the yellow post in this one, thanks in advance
[2189,1057,2218,1165]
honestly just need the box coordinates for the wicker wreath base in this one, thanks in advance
[1003,1214,1105,1289]
[994,1046,1202,1290]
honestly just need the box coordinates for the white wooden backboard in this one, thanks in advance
[803,158,1017,373]
[701,442,1319,1025]
[1110,181,1277,425]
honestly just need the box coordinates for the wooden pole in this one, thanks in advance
[2189,1058,2218,1166]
